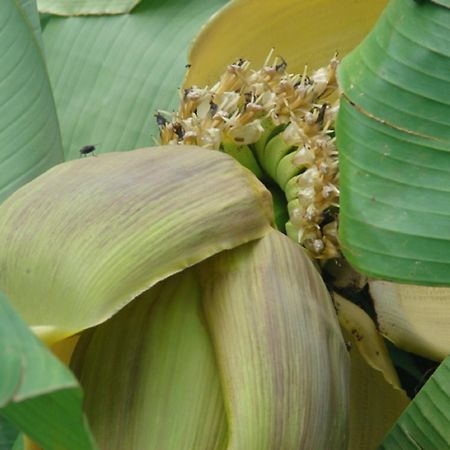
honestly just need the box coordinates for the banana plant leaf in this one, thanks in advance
[334,294,410,449]
[0,415,19,450]
[0,292,96,450]
[370,281,450,361]
[12,434,24,450]
[18,0,44,51]
[185,0,387,86]
[380,354,450,449]
[0,0,63,203]
[337,0,450,285]
[37,0,142,15]
[41,0,227,160]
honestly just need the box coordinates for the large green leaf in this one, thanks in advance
[41,0,227,160]
[379,354,450,449]
[0,146,272,343]
[18,0,44,51]
[0,416,19,450]
[37,0,142,15]
[0,0,63,202]
[0,292,96,450]
[337,0,450,285]
[432,0,450,8]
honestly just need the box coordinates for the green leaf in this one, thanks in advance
[17,0,44,52]
[431,0,450,8]
[41,0,227,160]
[340,0,450,141]
[0,291,96,450]
[0,415,19,450]
[0,0,63,202]
[37,0,142,15]
[385,341,423,383]
[12,434,24,450]
[379,355,450,449]
[267,182,289,233]
[337,0,450,285]
[0,146,272,343]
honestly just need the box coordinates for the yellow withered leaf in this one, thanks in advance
[0,146,273,344]
[334,293,410,450]
[370,281,450,361]
[185,0,387,87]
[334,293,400,387]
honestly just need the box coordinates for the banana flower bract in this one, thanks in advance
[0,146,349,449]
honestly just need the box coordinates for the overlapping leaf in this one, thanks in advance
[41,0,227,160]
[337,0,450,285]
[370,281,450,361]
[0,0,63,202]
[380,354,450,449]
[37,0,142,15]
[0,292,96,450]
[334,294,410,450]
[0,415,19,450]
[185,0,387,87]
[18,0,44,51]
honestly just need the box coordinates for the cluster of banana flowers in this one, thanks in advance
[159,53,341,261]
[0,147,349,449]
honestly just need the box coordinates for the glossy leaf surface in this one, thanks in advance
[337,0,450,284]
[380,354,450,450]
[42,0,227,160]
[0,292,96,450]
[37,0,142,15]
[0,0,63,202]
